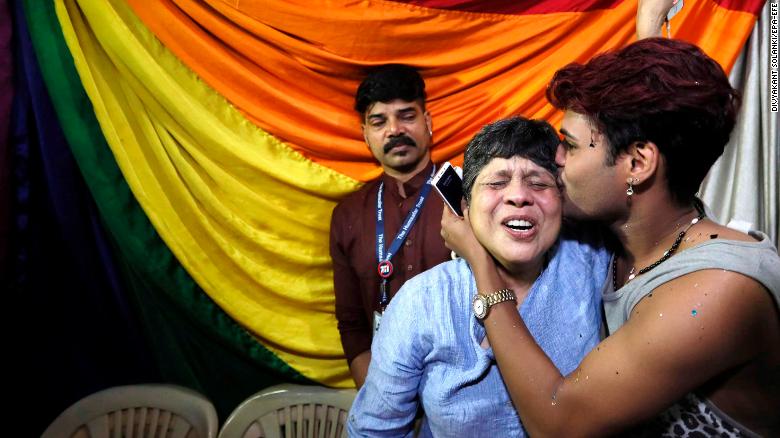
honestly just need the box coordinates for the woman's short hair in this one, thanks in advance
[546,38,739,206]
[462,117,560,204]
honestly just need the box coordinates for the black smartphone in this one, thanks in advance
[432,162,464,216]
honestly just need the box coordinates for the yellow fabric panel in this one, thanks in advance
[55,0,361,387]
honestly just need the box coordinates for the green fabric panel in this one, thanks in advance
[23,0,312,417]
[115,252,310,418]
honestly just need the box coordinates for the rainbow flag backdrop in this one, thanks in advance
[5,0,763,429]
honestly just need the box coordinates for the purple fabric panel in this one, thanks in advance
[16,4,90,262]
[10,28,28,290]
[13,0,124,304]
[1,0,13,284]
[11,1,158,433]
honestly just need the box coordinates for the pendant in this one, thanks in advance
[377,260,394,278]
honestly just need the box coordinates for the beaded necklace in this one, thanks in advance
[612,211,706,290]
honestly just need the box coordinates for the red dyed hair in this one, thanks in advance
[546,38,740,206]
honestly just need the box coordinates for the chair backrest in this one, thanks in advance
[218,384,356,438]
[41,384,218,438]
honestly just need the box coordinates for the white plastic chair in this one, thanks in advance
[41,384,218,438]
[218,384,356,438]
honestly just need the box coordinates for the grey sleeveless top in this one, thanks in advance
[603,231,780,334]
[602,231,780,437]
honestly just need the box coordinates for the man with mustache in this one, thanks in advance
[330,65,451,388]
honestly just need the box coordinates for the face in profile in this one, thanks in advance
[468,156,562,272]
[362,98,432,175]
[556,110,625,220]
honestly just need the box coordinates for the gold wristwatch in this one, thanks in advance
[472,288,516,320]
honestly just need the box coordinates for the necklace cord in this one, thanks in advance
[612,209,706,290]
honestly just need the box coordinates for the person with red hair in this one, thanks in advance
[442,38,780,436]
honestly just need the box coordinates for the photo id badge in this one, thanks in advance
[373,310,383,335]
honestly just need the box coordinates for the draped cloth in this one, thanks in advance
[127,0,760,181]
[701,0,779,244]
[11,1,161,429]
[22,0,764,387]
[42,0,354,386]
[0,1,13,283]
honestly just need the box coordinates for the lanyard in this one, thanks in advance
[375,165,436,309]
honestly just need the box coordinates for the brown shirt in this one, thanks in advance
[330,161,451,364]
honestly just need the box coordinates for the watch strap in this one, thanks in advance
[484,288,516,307]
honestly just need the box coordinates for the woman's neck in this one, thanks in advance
[497,256,547,304]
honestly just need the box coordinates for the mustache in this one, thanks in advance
[383,135,417,154]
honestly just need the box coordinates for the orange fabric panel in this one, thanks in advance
[127,0,758,181]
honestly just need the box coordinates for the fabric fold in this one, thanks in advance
[45,0,358,386]
[128,0,759,181]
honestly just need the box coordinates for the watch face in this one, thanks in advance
[473,295,487,319]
